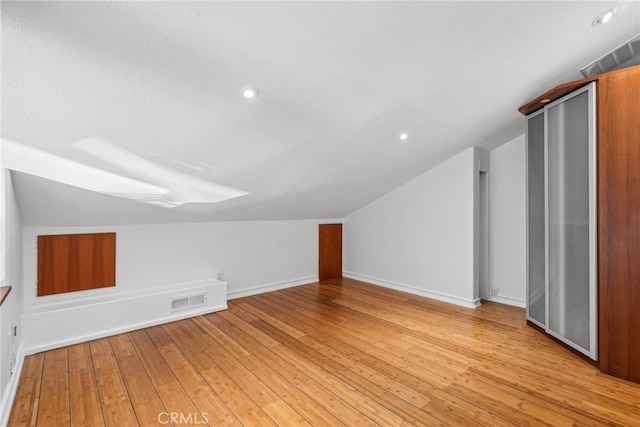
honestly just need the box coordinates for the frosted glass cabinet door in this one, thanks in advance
[546,84,596,358]
[526,112,545,327]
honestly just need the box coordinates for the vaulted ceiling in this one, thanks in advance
[2,1,639,225]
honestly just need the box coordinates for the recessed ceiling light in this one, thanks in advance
[592,7,618,26]
[241,87,258,99]
[540,98,551,104]
[399,132,409,141]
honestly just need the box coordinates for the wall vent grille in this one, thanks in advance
[171,293,206,312]
[581,33,640,77]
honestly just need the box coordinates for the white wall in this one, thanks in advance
[0,152,6,418]
[23,219,323,309]
[344,141,527,310]
[488,134,526,306]
[0,170,25,424]
[20,219,329,352]
[344,148,479,308]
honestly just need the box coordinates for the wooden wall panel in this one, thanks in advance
[597,67,640,381]
[319,224,342,281]
[37,233,116,296]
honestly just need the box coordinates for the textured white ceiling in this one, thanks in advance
[2,1,639,225]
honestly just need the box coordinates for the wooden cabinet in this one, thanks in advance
[520,65,640,383]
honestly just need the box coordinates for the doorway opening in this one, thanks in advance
[479,170,490,300]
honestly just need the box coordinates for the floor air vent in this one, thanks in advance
[171,293,206,312]
[581,33,640,77]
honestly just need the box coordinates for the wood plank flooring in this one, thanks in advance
[9,278,640,426]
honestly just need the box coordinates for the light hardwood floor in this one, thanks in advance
[8,278,640,426]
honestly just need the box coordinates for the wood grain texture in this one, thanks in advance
[9,278,640,425]
[7,353,44,426]
[36,348,69,426]
[89,338,138,426]
[68,343,104,427]
[319,224,342,281]
[596,65,640,382]
[108,334,166,427]
[37,232,116,296]
[0,286,11,306]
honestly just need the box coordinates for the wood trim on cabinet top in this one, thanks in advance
[0,286,11,306]
[518,65,640,115]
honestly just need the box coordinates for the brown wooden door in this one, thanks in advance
[319,224,342,281]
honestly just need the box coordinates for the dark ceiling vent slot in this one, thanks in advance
[581,34,640,77]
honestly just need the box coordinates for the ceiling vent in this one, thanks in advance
[581,34,640,77]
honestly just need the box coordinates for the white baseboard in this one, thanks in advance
[0,344,25,427]
[343,272,481,309]
[21,279,227,355]
[227,276,318,300]
[482,295,526,308]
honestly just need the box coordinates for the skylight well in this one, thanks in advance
[2,138,248,209]
[71,138,248,208]
[3,140,170,199]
